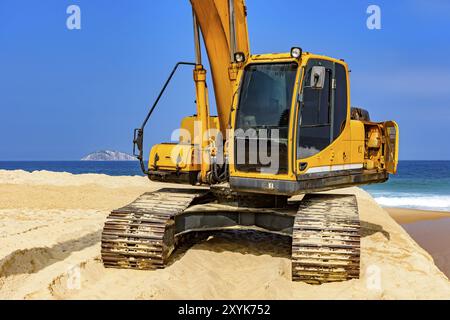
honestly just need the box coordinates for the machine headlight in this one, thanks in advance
[234,52,246,63]
[291,47,302,59]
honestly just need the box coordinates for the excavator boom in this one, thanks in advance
[191,0,250,132]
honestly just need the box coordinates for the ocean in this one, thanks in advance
[363,161,450,212]
[0,161,143,177]
[0,160,448,212]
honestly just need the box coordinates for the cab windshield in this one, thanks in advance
[236,62,298,132]
[234,62,298,175]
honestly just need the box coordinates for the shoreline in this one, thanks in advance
[385,207,450,224]
[385,207,450,279]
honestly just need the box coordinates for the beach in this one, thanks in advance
[386,208,450,224]
[0,169,449,300]
[386,208,450,279]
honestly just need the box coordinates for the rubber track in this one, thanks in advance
[101,188,208,270]
[292,194,360,284]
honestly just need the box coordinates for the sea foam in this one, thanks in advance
[374,195,450,211]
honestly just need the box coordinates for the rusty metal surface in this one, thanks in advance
[291,194,360,284]
[101,188,209,270]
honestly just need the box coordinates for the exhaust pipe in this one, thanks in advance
[228,0,237,62]
[192,9,202,65]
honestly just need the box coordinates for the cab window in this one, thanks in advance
[333,63,348,140]
[298,60,332,159]
[297,60,348,160]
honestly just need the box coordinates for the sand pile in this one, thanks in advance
[0,169,149,188]
[0,170,449,299]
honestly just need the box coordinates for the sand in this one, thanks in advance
[0,169,449,300]
[386,208,450,280]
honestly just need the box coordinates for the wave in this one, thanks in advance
[374,195,450,211]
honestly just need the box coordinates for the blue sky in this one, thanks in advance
[0,0,449,160]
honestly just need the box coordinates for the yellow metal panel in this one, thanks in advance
[149,144,201,172]
[384,121,399,174]
[179,116,220,144]
[349,120,365,165]
[148,115,220,173]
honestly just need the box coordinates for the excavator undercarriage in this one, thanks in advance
[101,187,360,284]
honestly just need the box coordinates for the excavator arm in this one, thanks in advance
[191,0,250,132]
[134,0,249,183]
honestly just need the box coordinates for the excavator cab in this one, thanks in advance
[229,51,399,196]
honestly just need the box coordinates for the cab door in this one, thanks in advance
[295,59,350,174]
[383,121,399,174]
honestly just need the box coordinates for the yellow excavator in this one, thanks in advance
[101,0,399,284]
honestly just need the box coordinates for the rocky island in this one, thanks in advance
[81,150,136,161]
